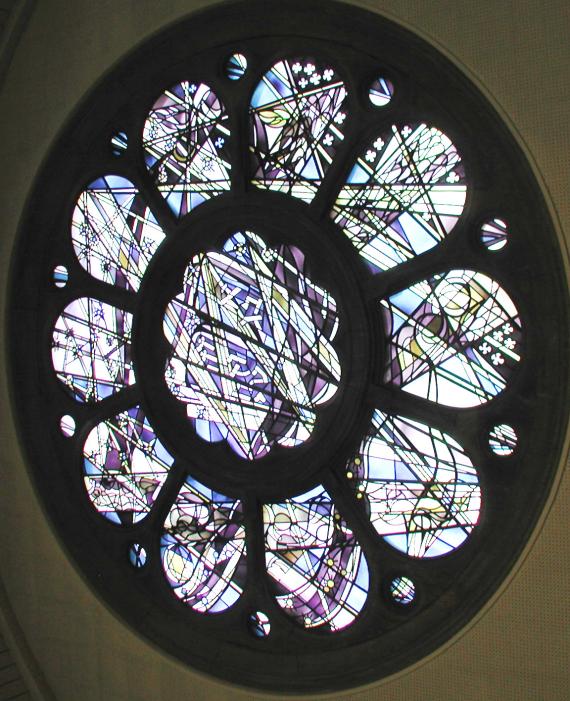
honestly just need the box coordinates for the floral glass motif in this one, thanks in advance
[72,176,165,291]
[164,230,341,460]
[489,423,517,456]
[143,82,231,218]
[382,270,522,406]
[250,58,348,203]
[332,124,466,272]
[83,406,173,524]
[264,486,369,631]
[161,477,246,613]
[52,298,134,402]
[348,412,481,558]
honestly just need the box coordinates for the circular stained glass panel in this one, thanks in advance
[8,0,569,693]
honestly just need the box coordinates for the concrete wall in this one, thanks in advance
[1,1,569,699]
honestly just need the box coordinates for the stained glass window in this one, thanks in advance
[10,1,568,693]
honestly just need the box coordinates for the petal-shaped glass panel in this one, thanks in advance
[164,231,340,460]
[382,270,522,406]
[83,406,173,524]
[348,411,481,557]
[52,298,134,402]
[143,82,231,217]
[161,477,246,613]
[250,58,347,203]
[332,124,466,271]
[72,175,165,291]
[264,486,369,631]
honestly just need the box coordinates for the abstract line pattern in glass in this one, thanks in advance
[72,176,165,291]
[161,477,246,612]
[250,58,347,203]
[382,270,522,406]
[83,406,173,524]
[143,82,231,217]
[481,218,508,251]
[52,298,134,402]
[264,486,369,631]
[489,423,517,456]
[164,231,341,460]
[332,124,466,271]
[348,411,481,557]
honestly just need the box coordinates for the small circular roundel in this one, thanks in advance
[8,0,569,693]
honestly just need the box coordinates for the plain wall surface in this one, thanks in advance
[1,1,569,699]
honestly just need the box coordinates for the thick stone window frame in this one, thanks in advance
[7,0,569,693]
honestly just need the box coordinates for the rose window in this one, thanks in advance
[9,2,569,694]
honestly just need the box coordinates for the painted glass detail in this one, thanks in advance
[389,576,415,605]
[52,298,134,402]
[250,58,347,203]
[332,124,466,271]
[369,77,394,107]
[348,411,481,557]
[164,230,341,460]
[481,218,508,251]
[72,176,164,291]
[143,82,231,217]
[264,486,369,631]
[382,270,522,406]
[161,477,246,613]
[489,423,517,456]
[83,406,173,524]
